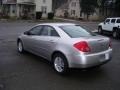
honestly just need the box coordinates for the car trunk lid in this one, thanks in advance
[72,36,110,53]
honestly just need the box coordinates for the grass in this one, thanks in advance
[0,17,65,23]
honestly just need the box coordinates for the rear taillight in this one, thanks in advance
[109,39,112,48]
[74,41,91,52]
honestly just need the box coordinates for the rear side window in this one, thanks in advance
[111,19,116,23]
[40,26,60,37]
[60,25,96,38]
[105,19,110,23]
[51,29,60,37]
[116,19,120,23]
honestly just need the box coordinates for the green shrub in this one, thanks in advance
[48,12,54,19]
[2,15,10,19]
[36,12,42,19]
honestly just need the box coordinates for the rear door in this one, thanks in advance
[109,18,116,31]
[36,25,60,60]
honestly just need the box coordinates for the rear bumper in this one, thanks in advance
[67,49,112,68]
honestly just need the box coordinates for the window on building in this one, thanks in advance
[43,0,46,3]
[71,2,76,7]
[71,10,75,15]
[41,6,47,14]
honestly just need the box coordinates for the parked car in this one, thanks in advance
[98,17,120,38]
[17,23,112,74]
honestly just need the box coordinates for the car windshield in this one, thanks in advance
[60,25,96,38]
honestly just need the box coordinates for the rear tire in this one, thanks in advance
[53,53,69,74]
[113,29,119,39]
[98,26,103,34]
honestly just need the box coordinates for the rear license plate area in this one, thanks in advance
[100,53,109,62]
[99,54,105,62]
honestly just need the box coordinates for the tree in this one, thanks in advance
[98,0,107,16]
[0,0,2,14]
[52,0,68,12]
[80,0,98,19]
[115,0,120,16]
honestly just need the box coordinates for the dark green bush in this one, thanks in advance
[48,12,54,19]
[36,12,42,19]
[2,15,10,19]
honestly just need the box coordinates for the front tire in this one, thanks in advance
[98,26,103,34]
[53,53,68,74]
[17,40,25,53]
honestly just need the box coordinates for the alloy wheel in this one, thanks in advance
[18,41,24,53]
[54,56,65,73]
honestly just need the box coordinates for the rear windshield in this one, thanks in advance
[60,25,96,38]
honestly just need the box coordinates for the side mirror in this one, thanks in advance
[24,31,30,35]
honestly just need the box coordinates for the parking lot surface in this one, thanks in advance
[0,21,120,90]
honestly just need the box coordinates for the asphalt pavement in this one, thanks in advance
[0,21,120,90]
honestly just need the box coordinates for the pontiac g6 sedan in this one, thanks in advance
[17,23,112,74]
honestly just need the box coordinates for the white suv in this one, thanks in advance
[98,17,120,38]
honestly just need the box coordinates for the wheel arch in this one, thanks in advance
[98,25,102,28]
[51,51,66,61]
[98,25,102,29]
[17,38,21,44]
[51,51,69,67]
[113,27,118,31]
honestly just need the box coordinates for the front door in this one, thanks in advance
[103,19,111,31]
[22,25,43,54]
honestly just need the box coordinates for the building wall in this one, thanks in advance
[35,0,52,17]
[68,0,80,18]
[55,9,66,17]
[10,4,16,17]
[55,0,80,18]
[2,0,16,4]
[2,0,53,18]
[17,0,34,3]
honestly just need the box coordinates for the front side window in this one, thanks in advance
[28,26,43,35]
[105,19,110,23]
[60,25,96,38]
[40,26,49,36]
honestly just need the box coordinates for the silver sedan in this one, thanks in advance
[17,23,112,74]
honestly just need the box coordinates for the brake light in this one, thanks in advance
[74,41,91,52]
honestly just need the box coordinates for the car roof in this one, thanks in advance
[36,23,76,27]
